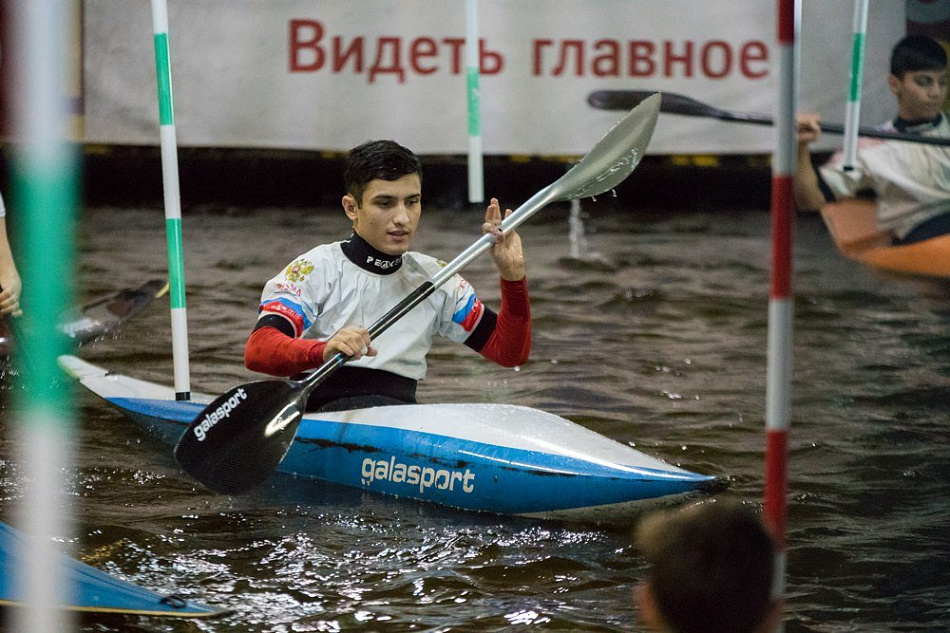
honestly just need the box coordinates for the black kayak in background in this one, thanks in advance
[0,279,167,357]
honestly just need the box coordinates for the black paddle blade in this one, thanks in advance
[174,379,307,495]
[588,90,716,117]
[587,89,654,111]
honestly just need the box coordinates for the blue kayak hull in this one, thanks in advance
[0,521,222,617]
[59,355,725,523]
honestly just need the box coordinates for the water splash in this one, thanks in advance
[568,199,588,260]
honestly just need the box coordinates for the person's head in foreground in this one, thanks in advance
[634,499,782,633]
[888,35,949,123]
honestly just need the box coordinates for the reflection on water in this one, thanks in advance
[2,203,949,631]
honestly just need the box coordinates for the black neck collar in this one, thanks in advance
[341,233,403,274]
[893,113,943,134]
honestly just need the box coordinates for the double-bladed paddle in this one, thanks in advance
[174,93,662,495]
[587,90,950,148]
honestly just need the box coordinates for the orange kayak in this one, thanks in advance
[819,200,950,278]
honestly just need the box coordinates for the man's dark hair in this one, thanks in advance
[637,500,776,633]
[890,36,948,78]
[344,140,423,206]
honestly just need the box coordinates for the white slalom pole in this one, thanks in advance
[8,1,79,631]
[765,1,799,630]
[465,0,484,204]
[151,0,191,400]
[842,0,869,171]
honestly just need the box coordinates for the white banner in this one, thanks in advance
[83,0,909,155]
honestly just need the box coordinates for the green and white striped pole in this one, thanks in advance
[842,0,868,171]
[151,0,191,400]
[465,0,484,204]
[8,0,79,631]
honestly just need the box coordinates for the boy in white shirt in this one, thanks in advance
[794,35,950,245]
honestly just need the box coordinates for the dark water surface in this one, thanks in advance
[2,202,949,632]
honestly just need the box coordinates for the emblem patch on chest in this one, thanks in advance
[284,258,315,283]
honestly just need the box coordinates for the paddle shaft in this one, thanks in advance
[681,104,949,146]
[587,90,950,148]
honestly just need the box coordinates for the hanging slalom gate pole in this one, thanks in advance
[765,0,799,630]
[842,0,869,171]
[8,1,80,631]
[465,0,484,204]
[151,0,191,400]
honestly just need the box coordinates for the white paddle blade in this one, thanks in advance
[560,92,661,201]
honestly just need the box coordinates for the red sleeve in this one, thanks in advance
[244,326,327,377]
[478,277,531,367]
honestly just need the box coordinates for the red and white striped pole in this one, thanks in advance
[765,0,799,627]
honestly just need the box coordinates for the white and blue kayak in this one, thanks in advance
[59,355,725,524]
[0,520,223,617]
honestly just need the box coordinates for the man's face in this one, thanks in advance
[343,174,422,256]
[889,68,949,121]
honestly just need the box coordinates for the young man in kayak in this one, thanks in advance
[793,35,949,245]
[0,192,23,317]
[634,500,782,633]
[245,140,530,411]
